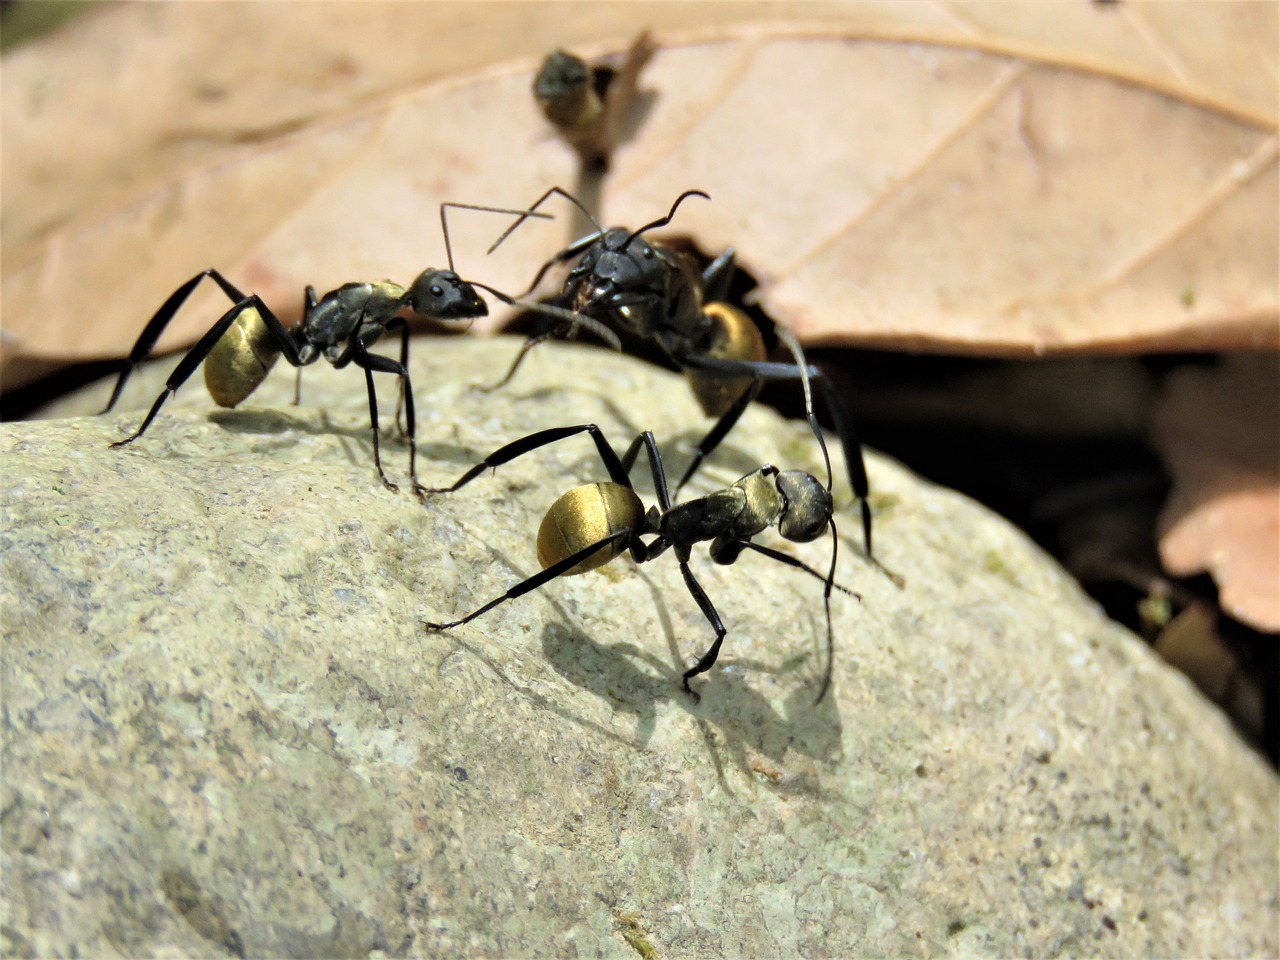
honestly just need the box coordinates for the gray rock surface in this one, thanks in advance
[4,337,1277,957]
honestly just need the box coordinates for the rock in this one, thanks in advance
[3,337,1276,957]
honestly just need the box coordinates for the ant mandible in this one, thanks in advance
[99,202,570,498]
[480,187,879,564]
[423,423,857,701]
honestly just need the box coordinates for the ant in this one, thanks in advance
[481,187,880,565]
[532,32,654,172]
[98,202,582,497]
[423,423,857,701]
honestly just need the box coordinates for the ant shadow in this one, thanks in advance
[206,406,340,440]
[203,407,483,479]
[431,535,843,797]
[539,586,844,796]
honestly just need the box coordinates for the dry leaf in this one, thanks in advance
[1152,354,1280,633]
[3,2,1276,390]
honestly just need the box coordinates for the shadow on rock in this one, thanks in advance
[540,617,843,773]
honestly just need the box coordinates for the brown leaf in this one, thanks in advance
[1152,354,1280,633]
[3,2,1276,388]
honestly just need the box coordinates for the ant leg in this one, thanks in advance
[293,286,317,407]
[425,529,634,629]
[425,423,634,494]
[706,523,847,702]
[700,248,736,304]
[476,329,558,393]
[351,346,412,493]
[681,334,830,491]
[507,232,600,297]
[102,268,252,415]
[396,341,421,492]
[111,294,304,448]
[676,557,728,697]
[674,376,763,496]
[389,319,411,438]
[619,431,671,510]
[473,297,622,394]
[728,541,859,599]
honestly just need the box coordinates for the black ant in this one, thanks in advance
[532,32,654,172]
[98,202,573,498]
[423,423,857,701]
[481,187,879,564]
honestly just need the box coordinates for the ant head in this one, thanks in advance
[576,229,659,308]
[574,190,709,309]
[775,470,833,543]
[608,227,655,256]
[405,270,487,321]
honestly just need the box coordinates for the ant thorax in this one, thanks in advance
[732,469,787,536]
[662,470,781,546]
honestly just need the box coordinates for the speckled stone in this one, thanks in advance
[3,337,1276,957]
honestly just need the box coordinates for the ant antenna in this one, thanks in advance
[468,280,623,352]
[440,202,554,272]
[486,187,603,256]
[622,189,710,247]
[814,516,840,704]
[771,324,834,493]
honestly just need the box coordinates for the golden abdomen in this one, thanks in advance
[204,307,282,408]
[537,482,644,576]
[685,302,767,417]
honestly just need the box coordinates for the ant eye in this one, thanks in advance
[430,285,444,297]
